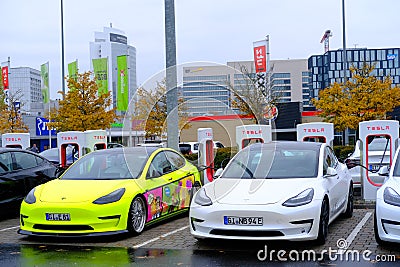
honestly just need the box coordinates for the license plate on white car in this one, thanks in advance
[224,216,263,226]
[369,164,382,171]
[46,213,71,221]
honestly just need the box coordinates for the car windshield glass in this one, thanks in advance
[221,144,319,179]
[61,149,150,180]
[368,138,389,152]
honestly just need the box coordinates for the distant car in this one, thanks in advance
[107,143,124,149]
[0,148,58,213]
[19,147,202,237]
[39,147,76,166]
[190,141,353,244]
[345,137,391,187]
[179,141,224,155]
[374,146,400,244]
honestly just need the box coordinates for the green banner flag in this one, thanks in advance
[40,62,49,104]
[92,58,108,95]
[117,55,129,111]
[68,60,78,81]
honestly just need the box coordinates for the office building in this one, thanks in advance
[89,26,137,113]
[9,67,43,115]
[308,47,400,104]
[182,59,309,116]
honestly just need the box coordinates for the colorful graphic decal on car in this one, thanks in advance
[144,175,194,222]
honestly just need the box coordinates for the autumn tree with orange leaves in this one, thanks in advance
[133,79,190,139]
[47,71,118,132]
[313,63,400,132]
[0,87,29,134]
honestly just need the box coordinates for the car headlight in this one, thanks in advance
[194,188,212,206]
[24,188,36,204]
[383,187,400,207]
[283,188,314,207]
[93,188,125,204]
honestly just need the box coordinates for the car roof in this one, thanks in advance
[246,141,323,151]
[0,147,36,153]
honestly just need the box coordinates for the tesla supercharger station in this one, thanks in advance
[296,122,334,146]
[198,128,214,185]
[236,124,272,150]
[1,133,30,149]
[359,120,399,201]
[84,130,107,153]
[57,131,85,168]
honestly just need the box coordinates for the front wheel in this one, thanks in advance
[316,199,329,245]
[128,196,147,235]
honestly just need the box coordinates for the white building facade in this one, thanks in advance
[9,67,44,115]
[89,26,137,113]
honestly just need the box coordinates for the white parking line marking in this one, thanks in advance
[338,211,372,254]
[0,226,19,232]
[132,225,189,249]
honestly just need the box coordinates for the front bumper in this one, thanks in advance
[376,200,400,243]
[189,200,321,241]
[19,201,129,236]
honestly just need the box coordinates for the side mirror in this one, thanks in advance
[324,167,338,178]
[378,165,390,177]
[214,168,223,179]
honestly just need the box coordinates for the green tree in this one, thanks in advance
[47,71,119,131]
[313,63,400,132]
[0,89,29,134]
[133,79,190,139]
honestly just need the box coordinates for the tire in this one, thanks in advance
[316,199,329,245]
[127,196,147,235]
[374,211,387,246]
[343,185,354,218]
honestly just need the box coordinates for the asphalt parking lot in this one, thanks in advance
[0,205,399,264]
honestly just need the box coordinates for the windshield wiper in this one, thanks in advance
[233,160,254,178]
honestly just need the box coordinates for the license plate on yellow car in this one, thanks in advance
[224,216,263,226]
[46,213,71,221]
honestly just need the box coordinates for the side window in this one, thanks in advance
[13,152,38,170]
[323,147,336,175]
[0,152,12,174]
[165,151,185,170]
[147,152,173,178]
[327,147,338,168]
[35,155,45,165]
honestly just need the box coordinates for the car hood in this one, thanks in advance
[210,178,317,205]
[37,179,132,203]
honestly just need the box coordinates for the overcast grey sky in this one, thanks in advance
[1,0,400,99]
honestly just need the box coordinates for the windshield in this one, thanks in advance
[368,137,390,152]
[221,144,319,179]
[61,148,150,180]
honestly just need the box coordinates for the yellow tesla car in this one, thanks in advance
[18,147,201,237]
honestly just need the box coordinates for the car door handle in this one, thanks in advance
[168,177,173,181]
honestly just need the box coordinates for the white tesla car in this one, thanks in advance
[374,146,400,244]
[189,141,353,244]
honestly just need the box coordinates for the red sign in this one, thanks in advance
[93,135,106,140]
[242,130,262,135]
[6,137,22,142]
[61,136,78,141]
[2,66,9,89]
[303,128,325,133]
[366,126,390,131]
[253,45,266,73]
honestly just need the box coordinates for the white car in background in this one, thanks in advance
[374,146,400,244]
[345,137,391,187]
[190,141,353,244]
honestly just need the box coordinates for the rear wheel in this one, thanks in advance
[343,185,354,218]
[316,199,329,245]
[127,196,147,235]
